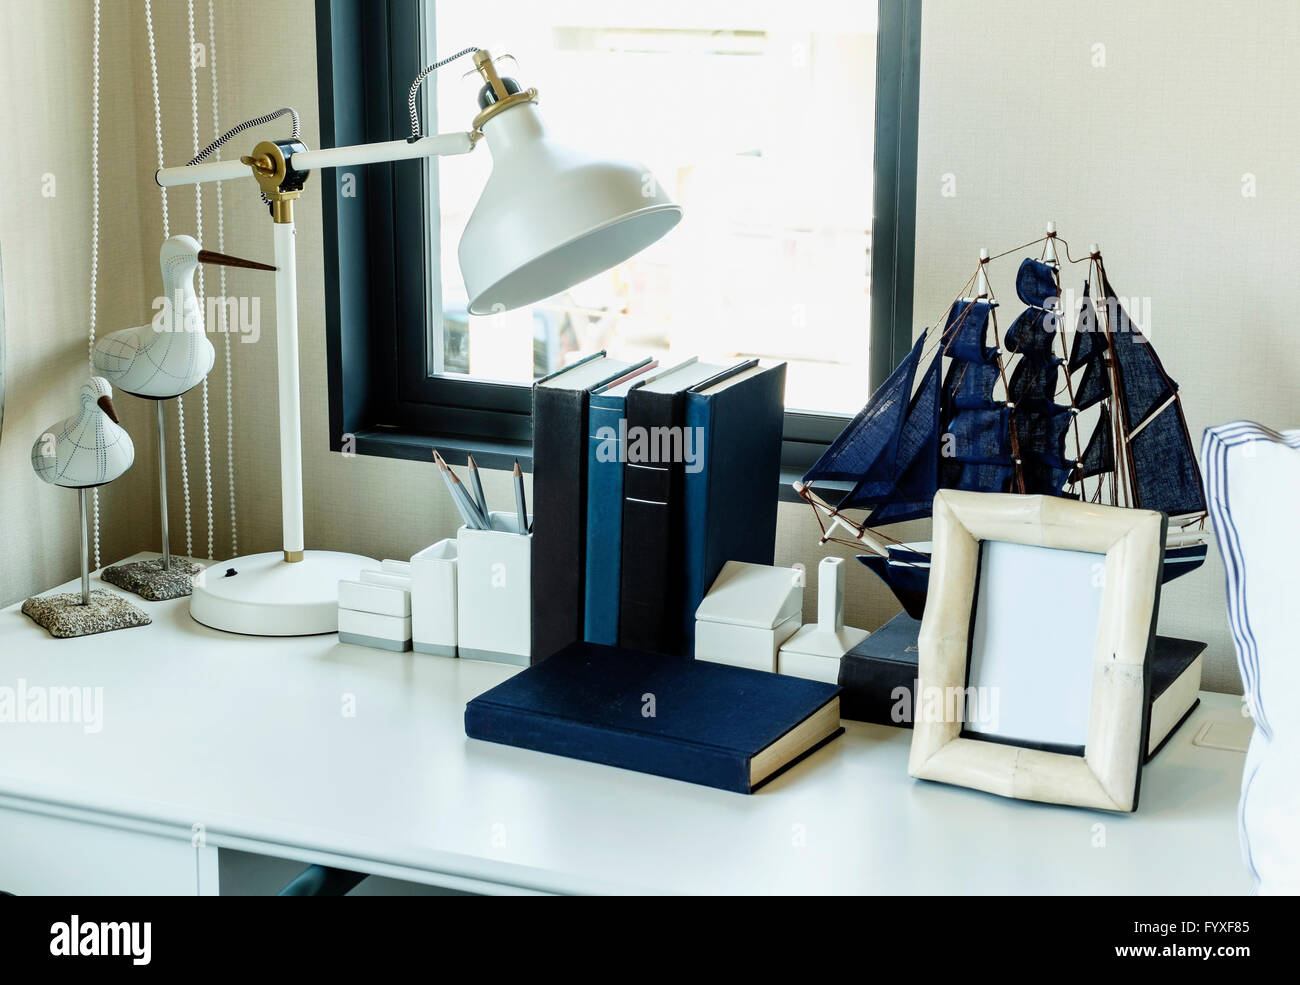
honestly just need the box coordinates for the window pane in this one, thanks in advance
[429,1,876,414]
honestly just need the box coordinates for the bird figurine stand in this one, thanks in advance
[777,557,870,684]
[94,235,273,601]
[22,379,151,638]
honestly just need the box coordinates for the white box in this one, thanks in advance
[359,568,413,591]
[776,649,841,684]
[338,608,412,652]
[410,539,457,657]
[338,578,411,617]
[457,511,531,666]
[693,561,804,673]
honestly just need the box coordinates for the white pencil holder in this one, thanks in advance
[410,538,458,656]
[456,511,532,666]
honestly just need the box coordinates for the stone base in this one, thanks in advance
[21,590,152,639]
[102,556,203,601]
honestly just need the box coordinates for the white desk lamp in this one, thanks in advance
[157,49,682,636]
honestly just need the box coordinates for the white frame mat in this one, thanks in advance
[908,491,1166,813]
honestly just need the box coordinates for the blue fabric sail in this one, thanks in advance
[1019,460,1074,496]
[943,360,1000,410]
[1016,258,1059,308]
[949,406,1013,464]
[1004,258,1072,496]
[943,301,998,364]
[938,294,1016,498]
[1068,282,1110,409]
[944,460,1016,493]
[1014,404,1073,469]
[1068,287,1103,370]
[1005,308,1061,366]
[1073,357,1111,409]
[1073,403,1114,479]
[1008,357,1059,409]
[860,356,942,522]
[1130,409,1204,515]
[1099,272,1206,516]
[802,330,926,486]
[1107,315,1174,426]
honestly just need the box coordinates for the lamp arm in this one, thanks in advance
[155,130,477,188]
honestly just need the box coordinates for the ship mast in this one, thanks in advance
[1043,221,1091,500]
[977,248,1026,495]
[1091,245,1137,509]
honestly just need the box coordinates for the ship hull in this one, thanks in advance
[858,540,1207,621]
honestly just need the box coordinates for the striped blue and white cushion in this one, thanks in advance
[1202,422,1300,895]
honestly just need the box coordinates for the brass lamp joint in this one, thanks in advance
[245,139,309,224]
[469,49,539,136]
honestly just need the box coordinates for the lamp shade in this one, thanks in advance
[458,101,682,315]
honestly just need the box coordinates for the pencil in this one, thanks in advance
[435,449,484,529]
[467,454,488,518]
[513,459,528,535]
[450,470,487,530]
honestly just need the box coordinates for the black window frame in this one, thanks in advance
[316,0,921,497]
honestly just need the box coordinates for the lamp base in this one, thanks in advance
[190,550,376,636]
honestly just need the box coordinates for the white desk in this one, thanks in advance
[0,554,1250,895]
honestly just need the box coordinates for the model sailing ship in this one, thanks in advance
[795,225,1208,619]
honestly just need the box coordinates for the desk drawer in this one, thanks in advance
[0,805,215,895]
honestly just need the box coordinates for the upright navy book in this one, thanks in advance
[681,361,786,653]
[530,353,642,662]
[465,641,844,794]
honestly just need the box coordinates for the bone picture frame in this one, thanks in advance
[908,490,1167,813]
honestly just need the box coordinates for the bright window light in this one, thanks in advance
[428,1,877,415]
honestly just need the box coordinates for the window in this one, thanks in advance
[316,0,920,481]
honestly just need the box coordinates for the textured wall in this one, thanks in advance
[0,1,158,607]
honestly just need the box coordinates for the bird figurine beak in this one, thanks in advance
[97,394,121,424]
[196,249,277,272]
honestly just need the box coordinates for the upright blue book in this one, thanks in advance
[584,368,655,645]
[465,641,843,794]
[681,362,787,653]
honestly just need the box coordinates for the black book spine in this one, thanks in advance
[837,654,917,726]
[618,388,687,655]
[530,386,592,663]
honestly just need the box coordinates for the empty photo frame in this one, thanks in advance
[908,491,1166,813]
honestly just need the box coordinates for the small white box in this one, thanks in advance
[359,568,413,591]
[457,511,531,666]
[693,561,804,673]
[776,649,841,684]
[380,559,412,577]
[338,608,412,651]
[338,578,411,617]
[410,539,457,657]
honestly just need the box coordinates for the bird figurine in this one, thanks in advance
[31,377,134,487]
[92,234,274,398]
[23,377,150,635]
[91,234,273,601]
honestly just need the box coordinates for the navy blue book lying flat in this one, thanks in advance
[465,642,843,794]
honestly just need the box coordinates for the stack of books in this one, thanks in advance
[529,351,787,662]
[337,561,413,652]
